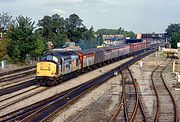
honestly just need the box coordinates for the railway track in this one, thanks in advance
[0,68,35,88]
[110,68,147,122]
[0,49,158,122]
[0,86,48,111]
[0,78,37,96]
[151,59,179,122]
[0,68,35,83]
[0,65,35,77]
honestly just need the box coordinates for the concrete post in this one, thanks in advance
[139,61,143,68]
[173,61,175,73]
[1,60,6,69]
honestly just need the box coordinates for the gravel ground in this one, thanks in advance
[0,63,36,73]
[0,85,38,101]
[163,60,180,120]
[52,74,122,122]
[129,52,167,121]
[0,86,45,109]
[0,57,131,116]
[0,76,35,89]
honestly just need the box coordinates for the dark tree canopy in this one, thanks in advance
[165,23,180,38]
[8,16,36,63]
[165,23,180,48]
[96,27,136,38]
[65,14,87,41]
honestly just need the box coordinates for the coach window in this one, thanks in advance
[69,61,72,69]
[76,59,79,66]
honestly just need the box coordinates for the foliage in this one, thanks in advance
[96,27,136,38]
[65,14,87,41]
[165,23,180,48]
[171,31,180,48]
[0,12,14,32]
[38,14,68,48]
[96,28,118,35]
[30,32,46,58]
[0,12,138,64]
[38,13,88,48]
[78,27,103,49]
[165,23,180,38]
[8,16,36,63]
[0,37,10,61]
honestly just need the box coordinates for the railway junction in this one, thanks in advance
[0,44,180,122]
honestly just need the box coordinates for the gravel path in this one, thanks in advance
[52,74,122,122]
[129,53,167,121]
[163,60,180,120]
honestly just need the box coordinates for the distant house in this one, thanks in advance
[103,34,125,46]
[137,33,166,43]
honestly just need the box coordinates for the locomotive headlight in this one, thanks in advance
[51,72,56,75]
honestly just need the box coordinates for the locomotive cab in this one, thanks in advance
[36,54,60,78]
[36,51,81,86]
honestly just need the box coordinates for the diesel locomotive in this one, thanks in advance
[36,41,150,86]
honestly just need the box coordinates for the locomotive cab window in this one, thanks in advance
[41,55,58,63]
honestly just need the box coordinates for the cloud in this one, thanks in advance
[101,9,108,13]
[50,9,67,15]
[0,0,15,2]
[45,0,83,6]
[65,0,83,4]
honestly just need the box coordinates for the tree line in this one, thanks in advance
[1,12,178,64]
[96,27,136,38]
[0,13,104,63]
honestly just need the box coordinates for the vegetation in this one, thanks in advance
[165,23,180,48]
[96,27,136,38]
[171,31,180,48]
[8,16,36,63]
[0,12,14,33]
[0,12,134,64]
[0,37,10,61]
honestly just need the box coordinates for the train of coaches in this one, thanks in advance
[36,41,151,86]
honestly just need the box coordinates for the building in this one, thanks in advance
[137,33,166,43]
[103,34,125,46]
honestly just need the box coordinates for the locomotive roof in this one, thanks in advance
[76,48,104,55]
[76,44,129,54]
[47,51,79,60]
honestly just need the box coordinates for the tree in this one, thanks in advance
[65,14,87,41]
[38,14,67,48]
[165,23,180,48]
[171,31,180,48]
[117,27,124,34]
[30,31,46,59]
[0,37,10,61]
[96,29,117,35]
[0,12,14,32]
[79,27,103,49]
[96,27,136,38]
[8,16,36,63]
[165,23,180,38]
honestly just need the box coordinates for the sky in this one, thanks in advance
[0,0,180,33]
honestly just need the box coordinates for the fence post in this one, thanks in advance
[1,60,6,69]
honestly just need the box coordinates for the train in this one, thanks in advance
[36,41,150,86]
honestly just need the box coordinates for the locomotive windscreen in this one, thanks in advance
[41,55,58,63]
